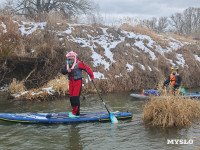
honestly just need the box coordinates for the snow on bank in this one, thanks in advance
[12,87,55,98]
[126,63,134,72]
[194,54,200,62]
[137,63,146,71]
[176,54,185,68]
[16,21,47,35]
[0,85,9,92]
[93,72,107,79]
[115,73,123,78]
[0,20,191,71]
[122,31,156,60]
[0,22,7,33]
[148,66,152,71]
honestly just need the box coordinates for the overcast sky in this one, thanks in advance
[93,0,200,24]
[0,0,199,24]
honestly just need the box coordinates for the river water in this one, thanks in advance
[0,92,199,150]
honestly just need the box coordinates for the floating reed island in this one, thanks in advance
[142,87,200,128]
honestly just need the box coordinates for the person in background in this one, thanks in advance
[61,51,94,117]
[163,66,182,90]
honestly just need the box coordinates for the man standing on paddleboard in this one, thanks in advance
[61,51,94,117]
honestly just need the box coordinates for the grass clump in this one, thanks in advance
[46,73,69,96]
[12,74,69,100]
[142,85,200,128]
[9,78,26,93]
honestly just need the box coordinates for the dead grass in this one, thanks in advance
[0,15,21,60]
[19,88,50,100]
[9,78,26,94]
[119,23,193,49]
[120,24,156,38]
[46,73,69,96]
[13,73,69,100]
[143,83,200,128]
[168,33,195,44]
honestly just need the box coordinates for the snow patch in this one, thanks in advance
[194,54,200,62]
[176,54,185,67]
[13,91,29,98]
[137,63,146,70]
[115,73,123,78]
[18,21,46,35]
[122,30,156,60]
[63,26,73,34]
[91,47,110,70]
[85,78,89,83]
[168,41,183,50]
[42,87,55,95]
[1,22,7,33]
[126,63,134,72]
[166,58,176,66]
[148,66,152,71]
[93,72,107,79]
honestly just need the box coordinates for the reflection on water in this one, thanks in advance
[68,125,83,150]
[0,92,199,150]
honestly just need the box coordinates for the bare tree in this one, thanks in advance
[169,13,184,35]
[142,17,157,32]
[8,0,95,20]
[142,17,168,33]
[170,7,200,36]
[183,7,200,35]
[0,0,15,15]
[157,17,168,33]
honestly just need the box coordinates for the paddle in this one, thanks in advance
[81,61,118,124]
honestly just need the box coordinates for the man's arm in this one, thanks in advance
[78,62,94,79]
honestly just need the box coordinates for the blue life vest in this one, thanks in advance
[68,61,82,80]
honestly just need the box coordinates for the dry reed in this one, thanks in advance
[13,73,69,100]
[19,88,50,100]
[142,84,200,128]
[9,78,26,93]
[46,73,69,96]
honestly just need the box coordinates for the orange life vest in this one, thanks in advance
[170,74,176,86]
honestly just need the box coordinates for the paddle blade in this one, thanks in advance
[110,113,118,124]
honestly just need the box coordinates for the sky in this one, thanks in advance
[93,0,200,24]
[0,0,199,25]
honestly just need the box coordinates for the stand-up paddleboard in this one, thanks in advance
[0,112,132,124]
[130,94,150,99]
[130,92,200,99]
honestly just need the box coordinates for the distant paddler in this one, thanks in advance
[163,66,182,91]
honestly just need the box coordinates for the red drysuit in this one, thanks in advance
[61,60,94,115]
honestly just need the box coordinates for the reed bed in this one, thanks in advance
[142,85,200,128]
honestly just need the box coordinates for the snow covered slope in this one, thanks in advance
[1,19,200,91]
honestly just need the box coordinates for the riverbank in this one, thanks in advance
[1,14,200,93]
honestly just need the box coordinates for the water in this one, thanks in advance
[0,92,199,150]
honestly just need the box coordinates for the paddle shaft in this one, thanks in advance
[81,61,110,114]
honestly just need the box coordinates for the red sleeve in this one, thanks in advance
[78,62,94,79]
